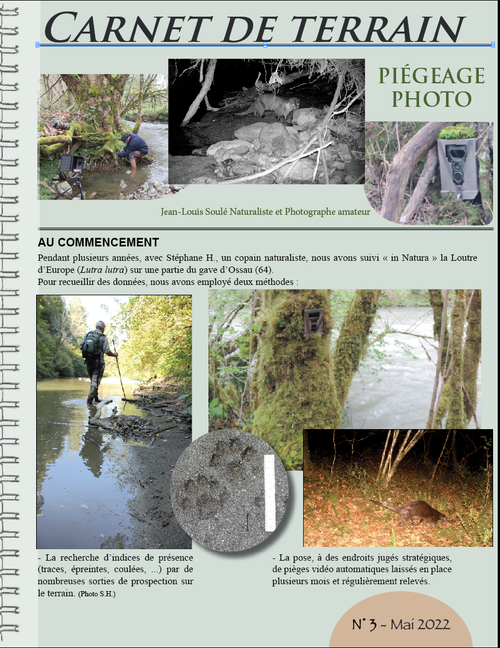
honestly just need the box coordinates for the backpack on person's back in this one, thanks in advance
[81,330,103,362]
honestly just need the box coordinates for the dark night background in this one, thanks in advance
[168,58,364,155]
[306,430,492,474]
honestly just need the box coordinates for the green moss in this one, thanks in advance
[435,377,450,428]
[428,289,449,372]
[39,186,54,200]
[39,142,67,156]
[333,290,381,408]
[39,157,59,180]
[446,290,468,428]
[38,157,60,200]
[463,290,481,423]
[252,290,341,470]
[91,133,120,159]
[435,192,485,226]
[439,124,478,140]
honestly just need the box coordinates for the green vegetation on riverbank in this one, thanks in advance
[36,295,192,387]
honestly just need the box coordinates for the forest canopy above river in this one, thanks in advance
[36,295,192,387]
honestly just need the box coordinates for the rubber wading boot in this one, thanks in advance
[87,387,98,405]
[94,391,101,403]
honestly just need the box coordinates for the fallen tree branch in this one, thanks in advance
[381,122,451,222]
[282,74,361,183]
[400,146,438,224]
[216,141,333,185]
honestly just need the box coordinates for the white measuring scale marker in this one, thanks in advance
[264,454,276,532]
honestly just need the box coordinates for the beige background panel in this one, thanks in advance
[330,591,472,647]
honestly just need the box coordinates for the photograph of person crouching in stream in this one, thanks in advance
[36,295,192,549]
[37,73,175,201]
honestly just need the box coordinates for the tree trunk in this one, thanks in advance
[400,146,438,223]
[181,60,217,127]
[303,431,313,474]
[476,123,493,223]
[60,74,129,132]
[463,289,481,424]
[381,122,451,222]
[430,430,450,483]
[451,430,459,470]
[427,290,449,428]
[446,290,468,428]
[39,124,81,158]
[50,308,71,360]
[247,289,261,410]
[377,430,426,488]
[133,74,144,134]
[332,289,381,409]
[252,290,341,470]
[428,289,450,373]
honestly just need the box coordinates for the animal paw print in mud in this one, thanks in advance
[179,474,229,520]
[209,435,256,480]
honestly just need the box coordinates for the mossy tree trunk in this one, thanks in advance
[332,289,381,408]
[247,289,261,410]
[428,289,450,372]
[251,289,382,469]
[252,290,341,470]
[60,74,129,133]
[463,289,481,424]
[476,123,493,223]
[433,289,481,429]
[427,289,449,428]
[38,123,82,158]
[444,289,468,428]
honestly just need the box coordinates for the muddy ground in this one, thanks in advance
[91,379,192,549]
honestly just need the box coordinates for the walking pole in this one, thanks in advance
[113,339,127,400]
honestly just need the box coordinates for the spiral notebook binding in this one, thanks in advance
[0,1,19,637]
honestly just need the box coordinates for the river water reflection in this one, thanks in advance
[36,378,147,549]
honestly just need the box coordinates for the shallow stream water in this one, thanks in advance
[36,378,147,549]
[83,122,168,200]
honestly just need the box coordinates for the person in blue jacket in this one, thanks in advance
[118,132,149,172]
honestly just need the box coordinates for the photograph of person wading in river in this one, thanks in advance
[80,321,118,405]
[118,132,149,172]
